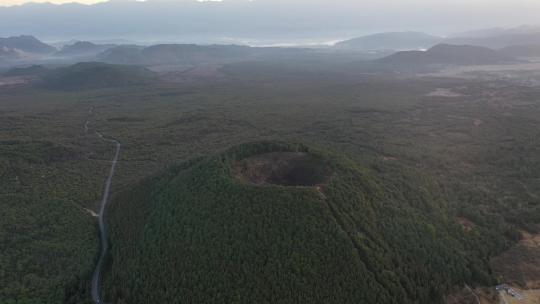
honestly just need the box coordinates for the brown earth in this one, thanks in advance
[491,232,540,289]
[233,152,331,187]
[457,217,476,232]
[446,232,540,304]
[446,287,498,304]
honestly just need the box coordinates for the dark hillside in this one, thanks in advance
[105,141,502,304]
[0,35,56,54]
[95,45,144,64]
[97,44,254,65]
[139,44,252,64]
[379,44,510,67]
[56,41,113,57]
[41,62,156,90]
[499,44,540,58]
[97,44,314,65]
[4,65,48,76]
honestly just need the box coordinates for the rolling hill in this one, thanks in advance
[104,141,501,304]
[0,35,56,54]
[378,44,511,67]
[56,41,113,57]
[95,45,144,65]
[40,62,156,90]
[499,44,540,58]
[336,27,540,52]
[139,44,253,64]
[97,44,313,65]
[335,32,442,51]
[98,44,255,65]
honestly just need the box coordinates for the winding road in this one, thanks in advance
[86,117,121,304]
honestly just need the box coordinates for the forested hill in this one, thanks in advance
[105,141,509,304]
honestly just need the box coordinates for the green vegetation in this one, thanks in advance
[105,141,508,303]
[1,193,97,304]
[0,140,102,303]
[0,89,115,303]
[41,62,156,90]
[0,59,538,303]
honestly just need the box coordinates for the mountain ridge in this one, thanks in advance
[335,31,443,50]
[0,35,56,54]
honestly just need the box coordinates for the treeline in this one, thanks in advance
[104,142,511,304]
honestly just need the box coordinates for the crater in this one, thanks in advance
[233,152,331,187]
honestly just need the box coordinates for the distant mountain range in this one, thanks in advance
[336,27,540,51]
[3,32,540,69]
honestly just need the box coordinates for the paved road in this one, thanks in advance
[91,131,121,304]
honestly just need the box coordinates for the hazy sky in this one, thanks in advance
[0,0,104,5]
[0,0,539,8]
[1,0,540,42]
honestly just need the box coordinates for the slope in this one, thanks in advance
[0,35,56,54]
[40,62,156,90]
[105,141,499,304]
[335,32,442,50]
[378,44,511,68]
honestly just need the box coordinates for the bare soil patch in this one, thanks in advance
[447,233,540,304]
[491,232,540,289]
[457,217,476,232]
[233,152,331,187]
[499,287,540,304]
[446,286,498,304]
[426,88,463,98]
